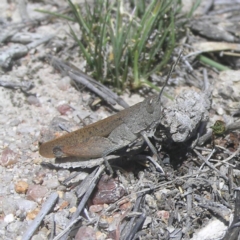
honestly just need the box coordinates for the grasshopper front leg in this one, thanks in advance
[141,132,164,173]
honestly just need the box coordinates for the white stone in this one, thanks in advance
[4,214,15,223]
[191,219,227,240]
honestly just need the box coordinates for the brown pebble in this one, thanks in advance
[59,201,69,210]
[156,210,170,224]
[107,230,117,240]
[89,204,104,213]
[0,147,18,166]
[26,208,40,220]
[15,180,28,194]
[32,171,46,185]
[104,215,114,224]
[92,175,125,205]
[57,104,72,115]
[26,185,48,203]
[75,226,97,240]
[96,231,107,240]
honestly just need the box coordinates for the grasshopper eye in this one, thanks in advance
[146,98,154,114]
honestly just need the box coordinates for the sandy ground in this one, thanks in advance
[1,1,240,240]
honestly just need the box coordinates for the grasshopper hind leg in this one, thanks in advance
[102,143,131,176]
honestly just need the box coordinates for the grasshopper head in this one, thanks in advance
[143,94,162,129]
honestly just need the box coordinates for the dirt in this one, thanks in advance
[1,0,240,240]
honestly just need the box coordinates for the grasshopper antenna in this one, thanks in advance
[158,50,183,102]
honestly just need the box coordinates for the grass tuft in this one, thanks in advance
[37,0,198,92]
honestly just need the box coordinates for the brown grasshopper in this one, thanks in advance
[39,54,181,172]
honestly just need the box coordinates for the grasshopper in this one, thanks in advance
[39,54,181,173]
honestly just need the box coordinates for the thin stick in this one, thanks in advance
[107,143,240,209]
[47,55,129,109]
[58,165,105,240]
[193,148,228,181]
[22,192,59,240]
[197,148,216,173]
[53,217,82,240]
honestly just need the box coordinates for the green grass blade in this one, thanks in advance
[35,9,75,21]
[69,25,92,67]
[68,0,91,36]
[199,55,230,71]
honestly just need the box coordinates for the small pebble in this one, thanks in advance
[17,198,37,212]
[156,210,170,224]
[27,95,41,107]
[98,216,109,229]
[92,175,125,205]
[17,124,36,134]
[57,191,64,199]
[216,107,224,115]
[0,147,18,166]
[89,204,104,213]
[145,194,157,209]
[9,119,21,127]
[2,198,17,215]
[108,213,121,231]
[15,209,26,220]
[57,104,72,115]
[15,180,28,194]
[69,206,77,213]
[64,192,77,207]
[4,214,15,223]
[7,221,23,233]
[96,231,107,240]
[26,185,48,203]
[32,232,48,240]
[154,189,170,201]
[143,216,152,228]
[57,170,70,182]
[75,226,97,240]
[57,185,67,191]
[44,177,60,189]
[26,209,40,220]
[52,211,69,230]
[57,77,71,91]
[58,200,69,210]
[32,171,46,185]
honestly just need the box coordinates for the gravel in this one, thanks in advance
[1,1,240,240]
